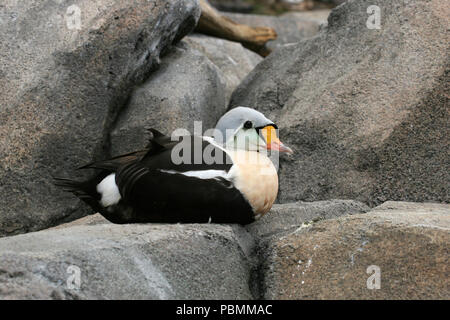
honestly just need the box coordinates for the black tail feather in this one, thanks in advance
[53,177,89,198]
[53,177,82,192]
[147,128,166,138]
[53,175,107,214]
[146,128,173,147]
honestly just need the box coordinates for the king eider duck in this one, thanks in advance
[54,107,293,225]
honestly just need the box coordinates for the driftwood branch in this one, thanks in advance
[196,0,277,57]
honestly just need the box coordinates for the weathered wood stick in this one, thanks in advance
[196,0,277,57]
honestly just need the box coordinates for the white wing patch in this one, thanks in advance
[160,169,229,180]
[96,173,121,207]
[158,136,235,180]
[202,136,230,155]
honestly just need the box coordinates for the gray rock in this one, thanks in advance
[280,0,347,10]
[230,0,450,206]
[110,34,262,156]
[261,202,450,299]
[110,41,227,156]
[329,0,347,5]
[224,10,330,49]
[48,213,110,230]
[211,0,341,13]
[247,200,369,241]
[245,199,369,297]
[0,0,201,236]
[185,34,262,102]
[0,200,365,299]
[209,0,254,13]
[0,223,254,299]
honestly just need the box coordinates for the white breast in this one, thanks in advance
[227,150,279,216]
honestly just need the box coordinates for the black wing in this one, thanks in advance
[139,135,233,173]
[111,135,253,224]
[114,162,254,224]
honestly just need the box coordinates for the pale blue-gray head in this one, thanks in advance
[213,106,293,154]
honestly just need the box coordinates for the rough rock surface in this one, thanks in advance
[261,202,450,299]
[230,0,450,206]
[49,213,109,230]
[211,0,342,13]
[224,10,330,49]
[185,34,262,102]
[247,199,369,242]
[0,223,254,299]
[1,200,447,300]
[0,200,365,299]
[110,41,227,156]
[0,0,201,236]
[110,35,261,156]
[209,0,253,13]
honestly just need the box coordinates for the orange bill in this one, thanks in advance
[260,126,293,154]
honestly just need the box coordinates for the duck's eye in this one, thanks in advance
[243,121,253,129]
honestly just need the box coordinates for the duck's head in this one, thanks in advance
[214,106,293,154]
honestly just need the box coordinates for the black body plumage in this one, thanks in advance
[54,130,255,225]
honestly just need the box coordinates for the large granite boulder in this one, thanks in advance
[261,202,450,299]
[109,41,227,156]
[230,0,450,206]
[1,200,446,299]
[0,223,254,299]
[110,35,261,156]
[246,199,369,242]
[0,200,366,299]
[185,34,262,102]
[0,0,201,236]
